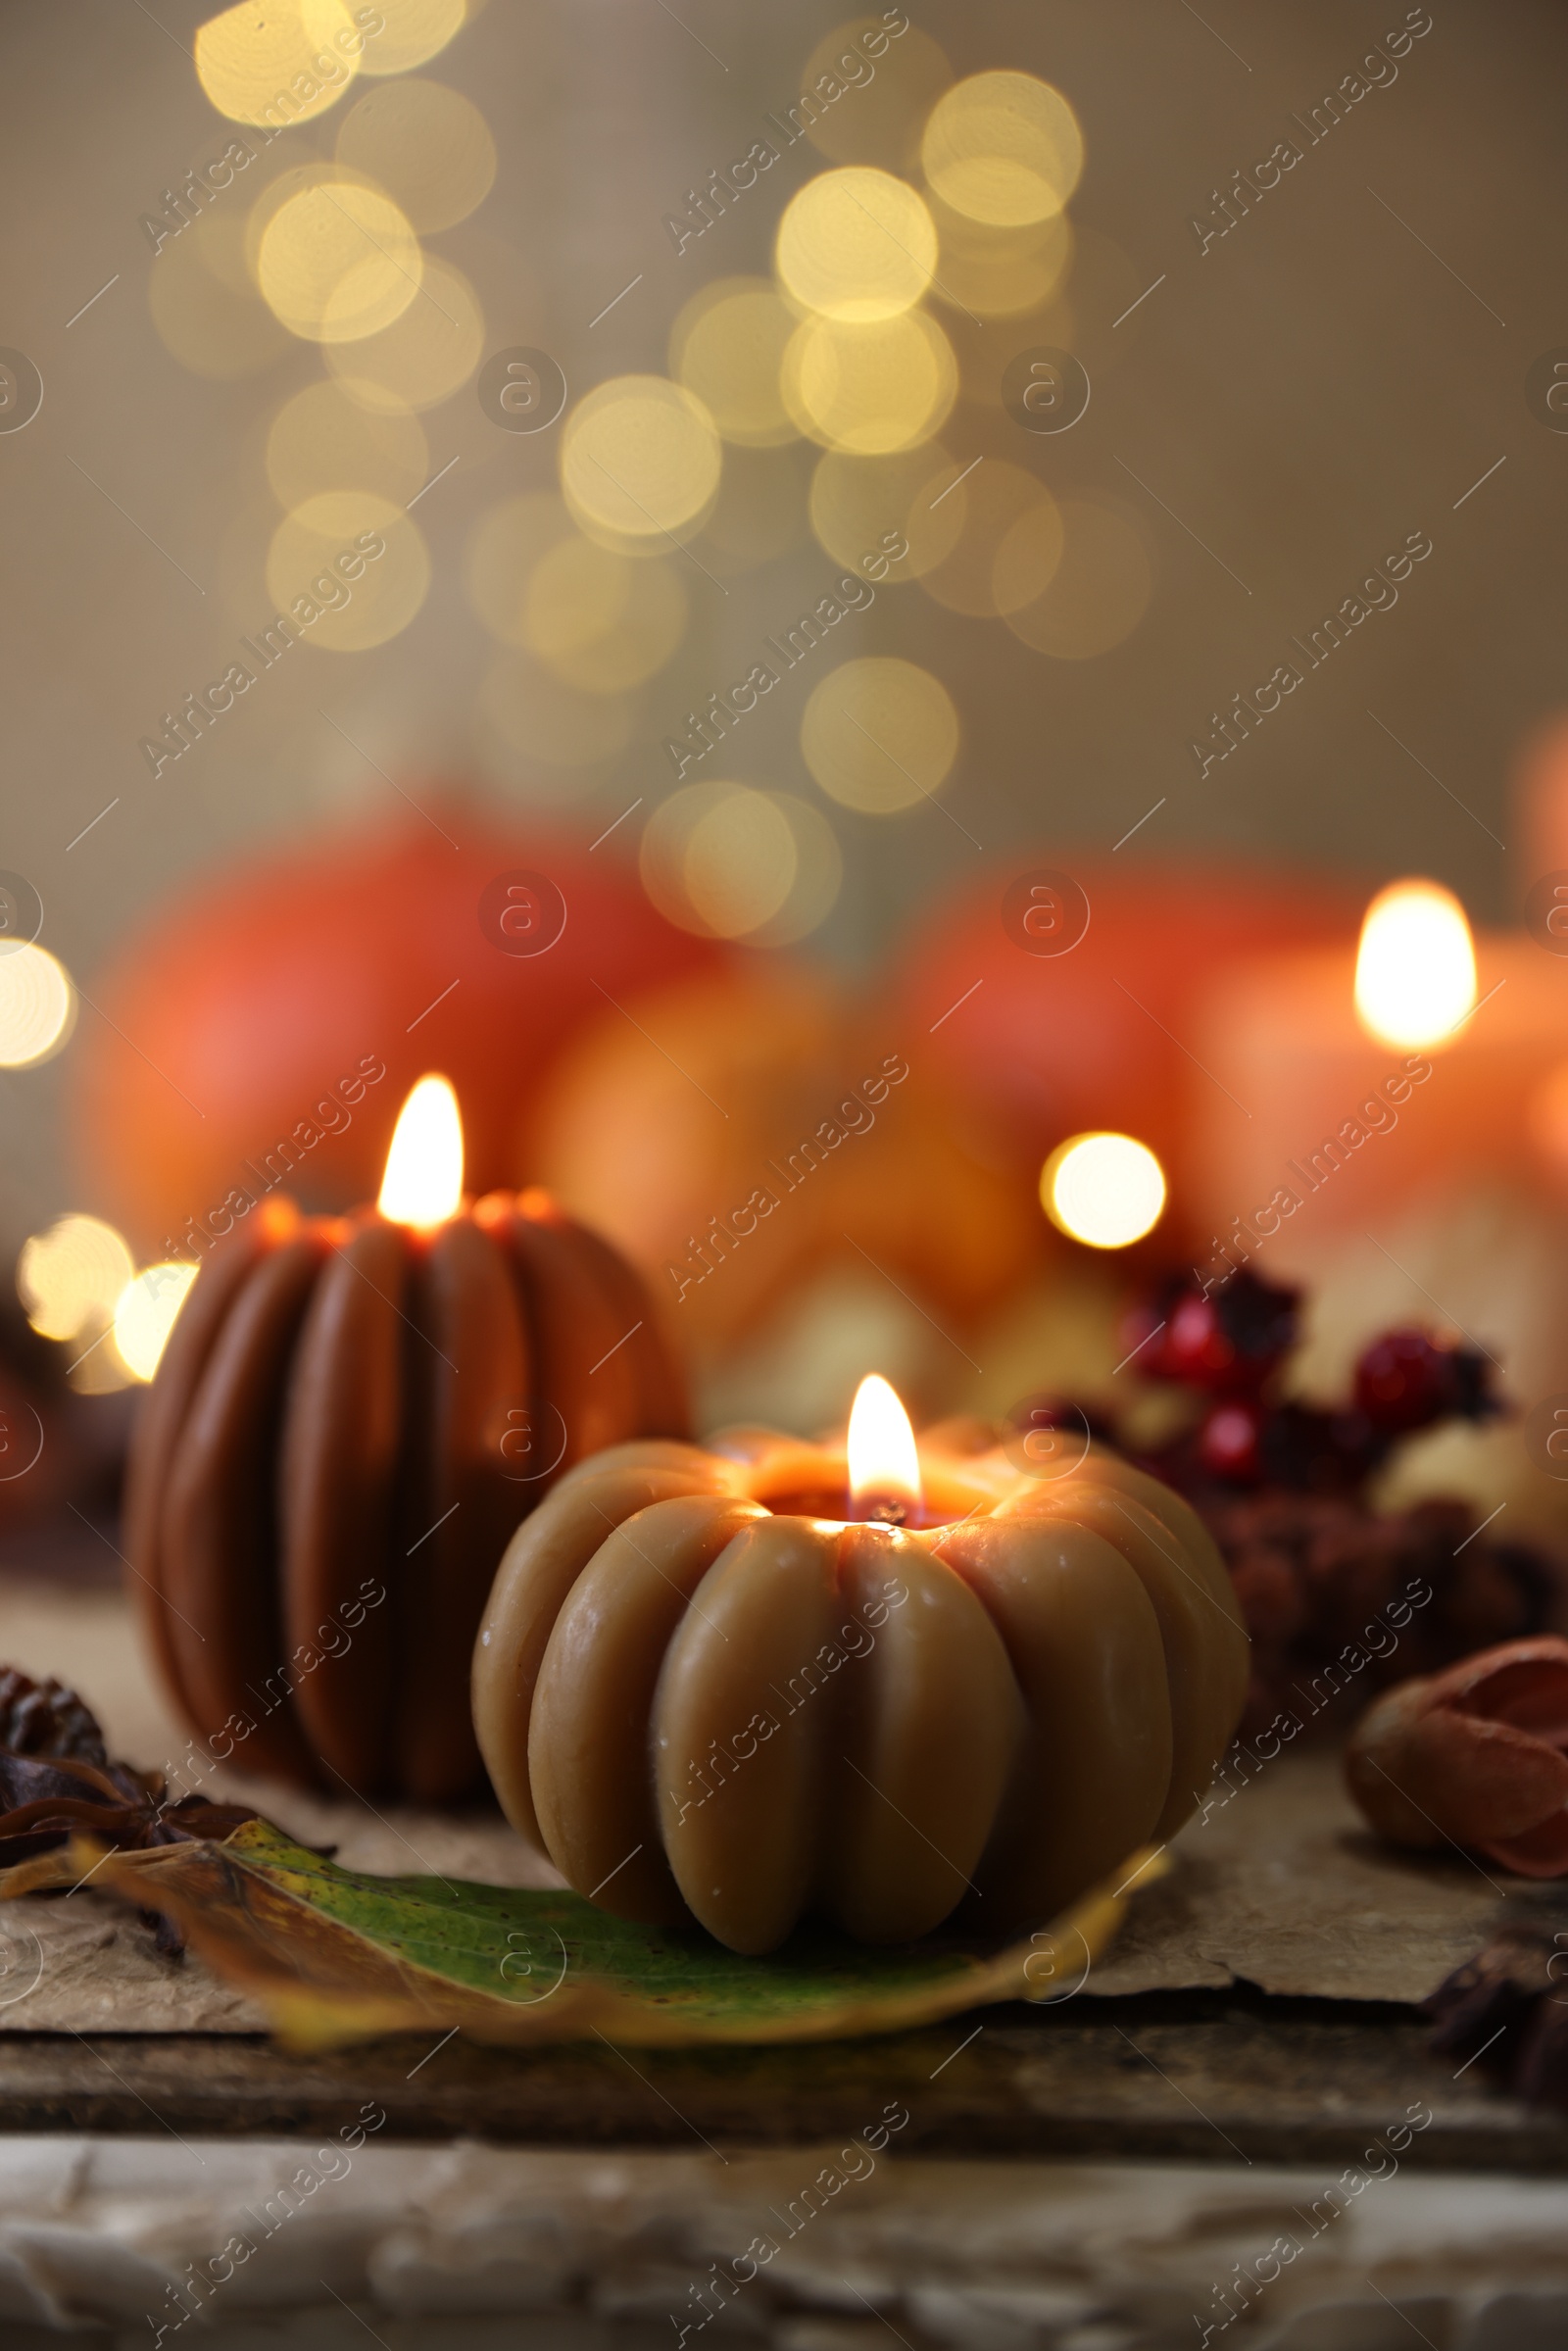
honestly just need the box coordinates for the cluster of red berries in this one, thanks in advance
[1122,1268,1500,1496]
[1007,1271,1544,1737]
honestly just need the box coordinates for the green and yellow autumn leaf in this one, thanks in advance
[1,1819,1164,2050]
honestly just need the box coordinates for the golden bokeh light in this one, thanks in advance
[336,76,496,232]
[808,443,966,580]
[114,1263,200,1383]
[688,791,799,938]
[670,278,799,448]
[781,309,956,454]
[17,1216,135,1346]
[641,782,792,939]
[760,795,844,945]
[479,651,634,770]
[992,502,1073,613]
[776,168,938,322]
[918,458,1061,617]
[801,20,954,172]
[641,784,842,945]
[1042,1133,1166,1249]
[243,160,327,277]
[266,377,428,508]
[944,230,1138,403]
[466,492,575,641]
[1004,497,1152,659]
[1353,881,1477,1051]
[523,540,688,694]
[195,0,362,128]
[356,0,466,74]
[921,71,1084,227]
[257,176,422,343]
[800,658,958,814]
[0,945,74,1070]
[561,375,722,547]
[326,256,484,411]
[148,212,293,380]
[928,190,1073,318]
[266,490,429,650]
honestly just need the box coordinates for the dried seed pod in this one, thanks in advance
[0,1667,107,1768]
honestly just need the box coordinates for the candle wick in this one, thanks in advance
[862,1496,908,1528]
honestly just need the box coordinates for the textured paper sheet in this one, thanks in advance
[1,1574,1557,2028]
[0,1575,563,2033]
[1086,1742,1568,2004]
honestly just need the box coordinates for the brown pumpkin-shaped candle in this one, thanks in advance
[473,1377,1249,1953]
[126,1076,687,1803]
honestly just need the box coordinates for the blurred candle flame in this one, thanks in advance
[1353,880,1477,1050]
[848,1373,922,1522]
[115,1262,199,1383]
[377,1074,464,1226]
[1041,1131,1166,1249]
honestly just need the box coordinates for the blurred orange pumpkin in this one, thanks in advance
[885,857,1364,1229]
[529,961,1043,1356]
[68,810,728,1256]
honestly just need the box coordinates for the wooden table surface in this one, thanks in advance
[1,1519,1560,2174]
[2,1985,1561,2171]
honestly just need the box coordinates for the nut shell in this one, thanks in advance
[1347,1637,1568,1875]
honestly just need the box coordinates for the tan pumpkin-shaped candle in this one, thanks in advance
[472,1379,1249,1953]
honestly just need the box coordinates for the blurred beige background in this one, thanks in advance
[0,0,1560,1254]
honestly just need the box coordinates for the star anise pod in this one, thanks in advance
[0,1655,262,1964]
[0,1749,256,1872]
[1426,1928,1568,2109]
[0,1749,258,1958]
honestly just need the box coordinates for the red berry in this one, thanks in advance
[1200,1400,1265,1481]
[1353,1330,1462,1434]
[1160,1295,1237,1384]
[1139,1268,1300,1396]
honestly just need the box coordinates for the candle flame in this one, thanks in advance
[847,1373,922,1520]
[377,1074,464,1227]
[1353,880,1476,1051]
